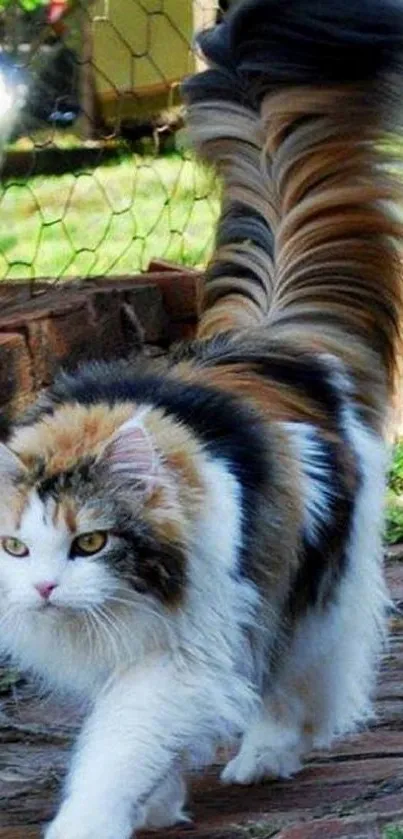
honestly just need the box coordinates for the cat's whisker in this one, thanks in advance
[91,605,131,665]
[87,606,120,664]
[107,593,179,653]
[101,605,147,661]
[0,604,24,633]
[81,611,97,662]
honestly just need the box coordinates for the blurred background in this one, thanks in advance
[0,0,226,282]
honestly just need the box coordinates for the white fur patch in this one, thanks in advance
[222,382,389,785]
[0,450,260,839]
[281,421,335,545]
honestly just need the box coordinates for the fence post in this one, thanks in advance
[192,1,217,71]
[78,5,95,141]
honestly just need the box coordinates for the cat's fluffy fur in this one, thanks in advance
[1,1,403,837]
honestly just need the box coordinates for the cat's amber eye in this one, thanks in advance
[70,531,108,558]
[1,537,30,558]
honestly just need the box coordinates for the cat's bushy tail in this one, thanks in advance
[182,9,278,339]
[184,0,403,402]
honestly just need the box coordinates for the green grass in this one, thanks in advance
[383,826,403,839]
[0,151,220,280]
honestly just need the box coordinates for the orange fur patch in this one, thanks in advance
[142,409,206,546]
[10,403,136,476]
[53,498,77,534]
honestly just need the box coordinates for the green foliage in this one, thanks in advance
[383,826,403,839]
[385,441,403,545]
[0,0,48,11]
[388,440,403,495]
[385,495,403,545]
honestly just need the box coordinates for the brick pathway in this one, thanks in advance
[0,552,402,839]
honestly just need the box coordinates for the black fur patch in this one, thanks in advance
[216,202,274,254]
[35,460,95,500]
[206,262,267,306]
[204,202,275,306]
[289,432,360,614]
[108,524,187,606]
[184,0,403,109]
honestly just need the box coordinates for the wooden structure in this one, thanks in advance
[89,0,218,125]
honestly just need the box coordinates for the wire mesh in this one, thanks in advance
[0,0,222,283]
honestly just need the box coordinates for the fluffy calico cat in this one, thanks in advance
[1,1,403,837]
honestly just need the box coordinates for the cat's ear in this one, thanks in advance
[0,444,26,480]
[100,415,159,488]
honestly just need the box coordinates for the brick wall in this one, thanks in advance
[0,263,201,423]
[3,267,402,440]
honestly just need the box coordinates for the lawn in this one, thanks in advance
[0,150,220,281]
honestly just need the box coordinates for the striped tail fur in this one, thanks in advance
[184,0,403,408]
[183,24,278,339]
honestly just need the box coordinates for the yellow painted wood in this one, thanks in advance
[89,0,217,121]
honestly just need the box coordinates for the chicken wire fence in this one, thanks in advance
[0,0,225,283]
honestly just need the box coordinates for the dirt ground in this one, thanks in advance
[0,551,402,839]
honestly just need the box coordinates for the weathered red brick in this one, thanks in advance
[0,282,49,304]
[360,792,403,818]
[0,290,85,325]
[0,273,199,360]
[24,301,94,389]
[120,285,167,344]
[167,319,198,342]
[275,815,385,838]
[0,282,169,410]
[88,272,202,320]
[0,331,34,415]
[314,730,403,759]
[148,257,201,275]
[385,562,403,602]
[250,756,403,793]
[148,271,202,320]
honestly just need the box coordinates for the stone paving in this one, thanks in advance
[0,551,402,839]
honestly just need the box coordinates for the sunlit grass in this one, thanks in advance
[0,151,220,280]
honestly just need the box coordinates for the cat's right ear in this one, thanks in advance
[0,444,26,480]
[99,415,160,493]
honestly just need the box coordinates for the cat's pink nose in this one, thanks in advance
[35,581,58,601]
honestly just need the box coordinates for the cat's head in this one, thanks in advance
[0,401,205,623]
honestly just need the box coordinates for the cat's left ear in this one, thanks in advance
[0,443,26,480]
[100,415,159,490]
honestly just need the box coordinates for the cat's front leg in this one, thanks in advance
[44,656,210,839]
[44,804,136,839]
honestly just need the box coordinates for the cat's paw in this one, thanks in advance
[44,807,135,839]
[144,806,191,830]
[143,772,191,829]
[221,747,302,785]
